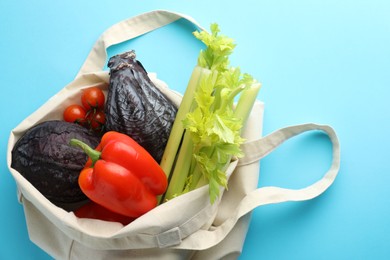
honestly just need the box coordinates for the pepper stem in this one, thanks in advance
[70,139,101,166]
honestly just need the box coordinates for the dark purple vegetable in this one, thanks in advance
[105,50,177,163]
[11,120,100,205]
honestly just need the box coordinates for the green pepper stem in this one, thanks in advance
[70,139,101,166]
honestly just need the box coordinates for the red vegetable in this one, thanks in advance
[70,131,168,218]
[74,201,134,225]
[63,104,87,124]
[82,87,105,110]
[86,109,106,131]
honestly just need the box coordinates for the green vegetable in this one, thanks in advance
[160,24,261,203]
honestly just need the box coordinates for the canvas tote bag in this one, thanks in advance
[6,10,340,260]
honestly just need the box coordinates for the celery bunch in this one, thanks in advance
[160,24,261,203]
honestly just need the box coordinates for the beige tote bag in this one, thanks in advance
[6,10,340,260]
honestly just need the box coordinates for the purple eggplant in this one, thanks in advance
[105,51,177,163]
[11,120,100,205]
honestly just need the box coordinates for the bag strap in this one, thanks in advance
[167,123,340,249]
[76,10,205,77]
[239,123,340,204]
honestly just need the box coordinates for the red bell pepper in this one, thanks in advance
[70,131,168,218]
[74,201,134,225]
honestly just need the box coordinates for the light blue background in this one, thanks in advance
[1,1,390,259]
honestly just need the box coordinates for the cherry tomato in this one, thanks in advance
[81,87,105,110]
[86,109,106,131]
[63,105,87,124]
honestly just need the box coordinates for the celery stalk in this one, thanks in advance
[160,23,261,204]
[163,131,193,200]
[234,83,262,124]
[160,66,208,178]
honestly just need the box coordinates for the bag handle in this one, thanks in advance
[76,10,205,77]
[239,123,339,205]
[165,123,340,249]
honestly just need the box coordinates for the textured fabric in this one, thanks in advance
[6,10,340,260]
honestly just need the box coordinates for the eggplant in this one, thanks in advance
[11,120,100,205]
[105,51,177,163]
